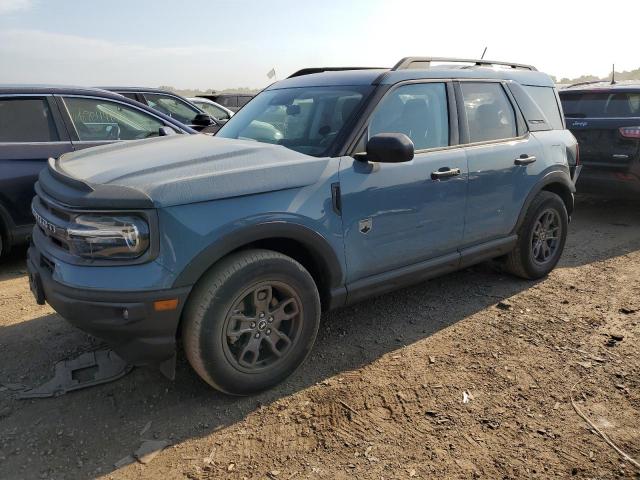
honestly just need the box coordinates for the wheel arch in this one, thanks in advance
[513,169,575,234]
[173,222,347,312]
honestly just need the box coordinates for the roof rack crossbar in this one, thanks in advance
[287,67,385,78]
[392,57,537,72]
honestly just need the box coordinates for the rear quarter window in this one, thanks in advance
[523,86,564,130]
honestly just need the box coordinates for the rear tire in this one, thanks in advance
[182,249,321,395]
[505,191,568,279]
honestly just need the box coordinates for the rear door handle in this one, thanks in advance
[514,154,537,166]
[431,167,461,180]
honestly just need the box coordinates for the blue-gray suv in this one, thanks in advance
[27,57,579,395]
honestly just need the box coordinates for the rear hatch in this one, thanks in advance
[560,89,640,171]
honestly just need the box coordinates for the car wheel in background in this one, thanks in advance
[182,249,321,395]
[505,191,568,279]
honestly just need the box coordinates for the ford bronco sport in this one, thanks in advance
[27,57,579,395]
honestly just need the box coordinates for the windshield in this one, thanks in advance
[216,86,372,156]
[561,92,640,118]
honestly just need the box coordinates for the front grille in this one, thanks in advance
[32,194,74,252]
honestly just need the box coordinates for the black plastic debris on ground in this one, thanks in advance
[17,349,133,399]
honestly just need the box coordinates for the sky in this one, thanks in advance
[1,0,639,90]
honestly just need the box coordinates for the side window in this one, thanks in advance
[0,98,59,142]
[200,103,230,120]
[219,97,237,108]
[237,96,251,108]
[143,93,200,124]
[523,86,564,130]
[461,83,517,143]
[369,83,449,150]
[62,97,164,141]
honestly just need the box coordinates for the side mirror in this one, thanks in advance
[159,126,176,136]
[364,133,414,163]
[192,113,216,127]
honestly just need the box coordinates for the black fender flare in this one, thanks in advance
[512,168,575,234]
[172,221,346,298]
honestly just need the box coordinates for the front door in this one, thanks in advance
[339,82,468,283]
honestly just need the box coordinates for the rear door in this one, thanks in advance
[0,95,72,228]
[340,81,468,283]
[560,91,640,171]
[458,81,544,245]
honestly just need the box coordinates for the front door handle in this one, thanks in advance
[431,167,461,180]
[514,154,537,166]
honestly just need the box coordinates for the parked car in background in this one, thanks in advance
[27,57,579,395]
[197,93,254,112]
[188,97,234,124]
[103,87,218,133]
[0,85,195,258]
[559,82,640,195]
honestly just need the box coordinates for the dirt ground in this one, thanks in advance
[0,195,639,480]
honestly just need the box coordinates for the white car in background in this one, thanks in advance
[188,97,234,124]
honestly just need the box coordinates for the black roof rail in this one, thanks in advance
[287,67,386,78]
[565,79,608,89]
[392,57,537,71]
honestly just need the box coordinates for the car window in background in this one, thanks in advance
[217,97,237,108]
[461,82,517,143]
[144,93,200,124]
[217,86,371,157]
[561,92,640,118]
[368,82,449,150]
[237,96,252,108]
[62,97,164,141]
[198,102,230,120]
[0,98,59,142]
[523,85,564,130]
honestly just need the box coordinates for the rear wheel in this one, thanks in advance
[0,221,8,260]
[505,191,568,279]
[182,249,321,395]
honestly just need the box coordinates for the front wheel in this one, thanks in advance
[182,249,321,395]
[505,191,569,279]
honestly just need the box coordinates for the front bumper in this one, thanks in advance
[27,245,191,378]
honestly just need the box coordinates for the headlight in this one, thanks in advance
[66,215,150,259]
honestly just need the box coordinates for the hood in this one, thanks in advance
[54,135,329,207]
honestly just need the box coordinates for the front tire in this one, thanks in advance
[182,249,321,395]
[505,191,568,279]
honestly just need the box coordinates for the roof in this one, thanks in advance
[98,86,175,94]
[0,84,123,97]
[268,66,554,90]
[559,81,640,94]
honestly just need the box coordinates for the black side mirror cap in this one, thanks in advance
[192,113,216,127]
[364,133,415,163]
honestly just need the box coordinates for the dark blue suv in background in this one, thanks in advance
[0,85,195,258]
[27,58,579,395]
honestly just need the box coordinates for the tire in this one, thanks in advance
[505,191,568,279]
[182,249,321,395]
[0,221,7,260]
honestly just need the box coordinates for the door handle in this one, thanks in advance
[431,167,461,180]
[514,154,537,166]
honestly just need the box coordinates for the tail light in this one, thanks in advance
[619,126,640,139]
